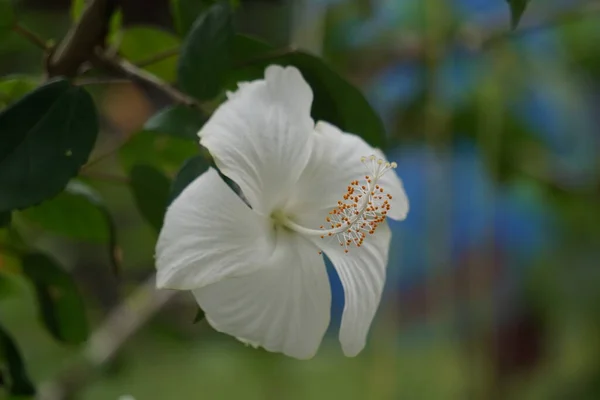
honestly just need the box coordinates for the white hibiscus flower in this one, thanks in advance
[155,65,409,359]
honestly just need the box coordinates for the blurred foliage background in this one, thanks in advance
[1,0,600,399]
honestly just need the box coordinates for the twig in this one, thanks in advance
[12,23,49,51]
[38,275,176,400]
[136,47,180,68]
[75,77,131,86]
[47,0,118,77]
[92,50,211,113]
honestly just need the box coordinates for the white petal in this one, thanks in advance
[155,168,273,290]
[199,65,314,216]
[287,121,409,227]
[193,229,331,360]
[309,222,391,357]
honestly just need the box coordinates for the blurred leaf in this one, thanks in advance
[507,0,530,29]
[145,105,206,140]
[230,38,386,148]
[19,182,121,274]
[129,165,171,232]
[0,322,35,396]
[119,131,198,175]
[21,253,89,344]
[170,155,210,203]
[0,76,38,109]
[70,0,85,21]
[232,34,271,65]
[0,79,98,213]
[193,307,205,324]
[178,2,234,100]
[0,212,10,227]
[120,27,180,82]
[170,0,209,36]
[20,182,109,242]
[0,0,15,39]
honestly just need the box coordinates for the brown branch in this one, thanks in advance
[12,23,49,51]
[92,49,209,111]
[47,0,119,77]
[135,47,180,68]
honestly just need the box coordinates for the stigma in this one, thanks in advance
[320,155,397,253]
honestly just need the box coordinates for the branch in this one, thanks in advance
[92,50,210,111]
[38,275,176,400]
[12,23,49,51]
[135,47,180,68]
[47,0,118,77]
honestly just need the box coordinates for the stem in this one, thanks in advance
[136,47,180,68]
[12,23,49,51]
[92,50,209,111]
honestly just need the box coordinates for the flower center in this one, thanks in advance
[279,154,397,253]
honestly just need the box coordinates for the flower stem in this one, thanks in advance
[12,23,49,51]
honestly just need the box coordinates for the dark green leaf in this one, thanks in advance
[20,182,121,274]
[0,0,15,38]
[193,307,205,324]
[0,322,35,396]
[170,0,209,37]
[0,79,98,213]
[507,0,530,29]
[120,131,198,175]
[0,76,39,109]
[229,40,386,148]
[178,2,234,100]
[0,211,10,227]
[170,155,210,204]
[129,165,171,232]
[21,253,89,344]
[144,105,207,140]
[232,34,272,65]
[120,27,180,82]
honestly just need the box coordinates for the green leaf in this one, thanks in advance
[507,0,530,29]
[120,27,180,82]
[20,182,109,242]
[119,131,198,175]
[0,322,35,396]
[19,182,121,274]
[145,105,207,140]
[129,165,171,232]
[170,0,209,37]
[21,253,89,344]
[170,155,210,203]
[0,0,15,39]
[229,38,386,148]
[0,79,98,213]
[0,76,38,109]
[0,212,10,227]
[178,2,234,100]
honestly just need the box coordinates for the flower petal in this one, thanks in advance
[309,221,391,357]
[156,168,273,290]
[287,121,408,227]
[193,229,331,359]
[199,65,314,216]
